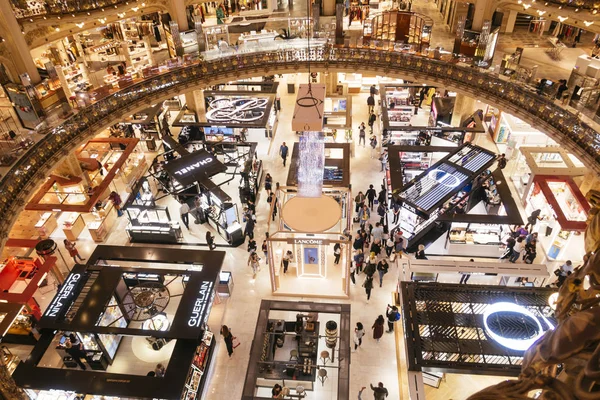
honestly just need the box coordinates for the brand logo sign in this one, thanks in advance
[174,157,214,176]
[188,281,213,328]
[293,239,326,245]
[44,273,81,318]
[402,204,417,214]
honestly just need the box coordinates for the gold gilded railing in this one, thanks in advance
[1,44,599,243]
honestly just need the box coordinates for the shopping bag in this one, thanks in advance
[232,336,241,349]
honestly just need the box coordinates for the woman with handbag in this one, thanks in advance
[220,325,234,357]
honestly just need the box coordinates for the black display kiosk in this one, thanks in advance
[13,245,226,400]
[394,144,497,250]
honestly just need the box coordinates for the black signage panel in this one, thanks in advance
[171,273,216,338]
[163,150,227,187]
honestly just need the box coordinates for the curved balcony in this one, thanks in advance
[11,0,131,20]
[1,44,599,245]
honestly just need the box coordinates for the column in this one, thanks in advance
[450,93,477,127]
[0,0,41,84]
[322,0,335,16]
[169,0,189,32]
[504,10,518,34]
[471,0,495,32]
[185,90,205,114]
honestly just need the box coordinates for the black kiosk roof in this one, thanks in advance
[163,149,227,187]
[13,245,225,400]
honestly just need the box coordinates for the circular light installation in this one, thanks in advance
[483,302,545,351]
[428,169,461,188]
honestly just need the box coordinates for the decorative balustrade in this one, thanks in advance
[1,44,600,242]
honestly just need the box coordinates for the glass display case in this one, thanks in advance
[363,11,432,52]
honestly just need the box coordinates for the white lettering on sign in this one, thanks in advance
[174,157,214,176]
[45,273,82,317]
[294,239,324,245]
[403,204,417,214]
[188,281,213,328]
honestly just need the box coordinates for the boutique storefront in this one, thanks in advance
[241,300,350,400]
[12,245,226,400]
[524,176,590,262]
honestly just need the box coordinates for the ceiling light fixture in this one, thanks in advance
[537,10,546,15]
[98,18,106,23]
[132,7,139,11]
[76,22,84,28]
[558,16,568,22]
[585,21,594,26]
[55,27,60,31]
[523,4,531,9]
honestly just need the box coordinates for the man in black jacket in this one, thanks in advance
[366,184,377,210]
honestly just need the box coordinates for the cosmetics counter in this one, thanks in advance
[120,104,165,151]
[287,143,351,189]
[120,174,181,244]
[362,10,432,52]
[395,144,497,250]
[13,247,226,400]
[429,97,455,127]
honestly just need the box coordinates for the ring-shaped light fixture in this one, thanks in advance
[483,302,545,351]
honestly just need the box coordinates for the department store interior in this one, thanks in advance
[0,0,598,398]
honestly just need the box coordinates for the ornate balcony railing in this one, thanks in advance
[11,0,129,20]
[1,44,600,243]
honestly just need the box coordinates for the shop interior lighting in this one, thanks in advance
[584,21,594,27]
[523,4,531,9]
[537,10,546,15]
[558,16,568,22]
[483,302,549,351]
[98,18,107,24]
[547,292,559,310]
[132,7,139,11]
[76,23,84,28]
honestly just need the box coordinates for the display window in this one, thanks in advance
[526,176,590,261]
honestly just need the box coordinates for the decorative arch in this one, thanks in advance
[0,45,599,250]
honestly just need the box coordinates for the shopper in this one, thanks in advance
[262,239,269,264]
[353,233,364,251]
[393,234,405,261]
[354,249,364,274]
[179,198,190,230]
[525,209,542,231]
[282,250,293,273]
[365,253,377,278]
[385,235,394,258]
[556,79,568,100]
[64,340,87,370]
[359,125,366,146]
[391,201,401,225]
[386,305,400,332]
[108,190,123,217]
[264,173,273,195]
[64,239,85,263]
[247,238,257,253]
[370,84,377,97]
[526,232,538,245]
[368,111,377,132]
[370,239,382,258]
[418,87,426,108]
[206,231,216,250]
[497,153,508,169]
[154,363,166,378]
[377,202,387,226]
[523,240,537,264]
[501,236,516,260]
[363,275,374,303]
[370,382,389,399]
[415,244,427,260]
[376,258,389,287]
[367,95,375,114]
[359,204,371,228]
[353,322,365,351]
[248,252,260,278]
[279,142,289,166]
[379,150,388,172]
[372,315,385,342]
[366,185,377,209]
[559,260,574,286]
[377,185,387,205]
[193,196,203,223]
[244,215,255,240]
[371,222,384,242]
[220,325,234,357]
[334,243,342,264]
[510,237,525,263]
[354,191,366,214]
[369,135,378,158]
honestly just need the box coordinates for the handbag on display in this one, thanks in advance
[232,336,241,349]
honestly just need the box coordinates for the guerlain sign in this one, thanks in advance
[44,273,82,318]
[188,281,214,328]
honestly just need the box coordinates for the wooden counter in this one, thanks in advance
[87,204,118,242]
[34,212,57,239]
[62,213,85,241]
